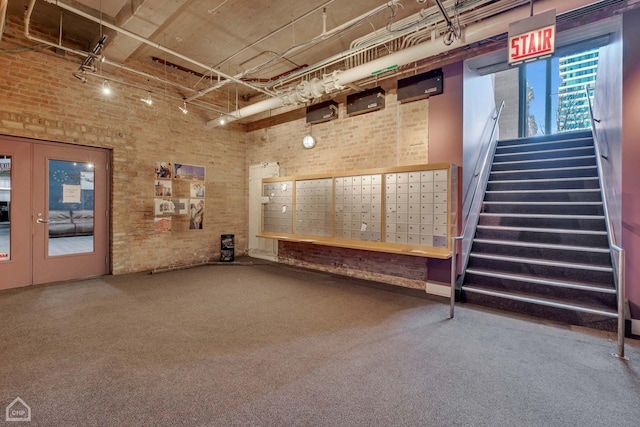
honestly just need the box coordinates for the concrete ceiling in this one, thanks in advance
[13,0,434,81]
[5,0,625,123]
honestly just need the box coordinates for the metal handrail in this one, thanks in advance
[450,100,505,318]
[585,85,626,359]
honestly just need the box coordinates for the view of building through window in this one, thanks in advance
[523,48,599,137]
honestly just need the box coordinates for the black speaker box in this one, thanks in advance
[397,68,443,104]
[346,87,385,116]
[306,100,339,124]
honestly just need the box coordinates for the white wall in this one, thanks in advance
[462,63,497,217]
[593,20,623,246]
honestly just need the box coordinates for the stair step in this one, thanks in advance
[475,225,609,247]
[462,286,618,318]
[469,252,613,272]
[470,238,611,266]
[491,155,596,171]
[488,177,599,185]
[472,238,609,254]
[485,188,599,194]
[484,189,602,203]
[490,165,597,181]
[486,178,599,191]
[476,225,607,236]
[497,131,592,146]
[483,201,602,206]
[478,213,607,231]
[496,137,593,154]
[479,212,604,220]
[481,201,603,215]
[494,146,594,162]
[465,269,615,294]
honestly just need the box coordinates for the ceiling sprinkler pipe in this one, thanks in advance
[42,0,275,98]
[205,0,601,128]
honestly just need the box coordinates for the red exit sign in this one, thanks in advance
[509,25,555,63]
[508,9,556,65]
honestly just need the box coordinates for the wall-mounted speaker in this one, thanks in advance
[346,86,385,116]
[306,100,339,124]
[397,68,443,104]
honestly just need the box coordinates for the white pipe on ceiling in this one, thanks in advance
[0,0,8,41]
[187,0,401,104]
[22,0,223,106]
[208,0,604,128]
[42,0,276,98]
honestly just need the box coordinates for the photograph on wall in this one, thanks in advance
[80,171,94,190]
[155,179,172,197]
[155,161,173,179]
[154,217,172,232]
[154,198,175,216]
[189,198,205,229]
[172,199,188,215]
[190,182,205,198]
[174,163,205,181]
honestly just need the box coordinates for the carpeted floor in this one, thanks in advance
[1,258,639,426]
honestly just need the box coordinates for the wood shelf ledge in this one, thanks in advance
[257,234,451,259]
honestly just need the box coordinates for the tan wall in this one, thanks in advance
[247,92,429,175]
[247,75,463,289]
[0,17,248,275]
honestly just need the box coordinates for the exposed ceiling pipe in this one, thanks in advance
[212,0,337,71]
[0,0,8,41]
[207,0,603,128]
[434,0,453,27]
[187,0,401,103]
[273,0,519,89]
[23,0,218,102]
[41,0,276,98]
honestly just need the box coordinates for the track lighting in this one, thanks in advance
[179,101,188,114]
[101,80,111,95]
[141,91,153,105]
[72,71,87,83]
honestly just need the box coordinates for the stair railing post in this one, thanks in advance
[450,235,463,319]
[585,85,628,360]
[450,235,457,319]
[613,245,627,360]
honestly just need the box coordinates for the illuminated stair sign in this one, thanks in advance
[508,9,556,65]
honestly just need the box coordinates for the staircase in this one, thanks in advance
[461,130,618,329]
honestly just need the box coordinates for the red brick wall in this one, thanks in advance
[0,16,248,274]
[278,241,431,290]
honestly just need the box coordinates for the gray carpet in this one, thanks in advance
[1,259,639,426]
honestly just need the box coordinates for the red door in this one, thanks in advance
[0,136,110,289]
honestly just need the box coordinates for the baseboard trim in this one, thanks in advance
[426,282,451,298]
[631,318,640,337]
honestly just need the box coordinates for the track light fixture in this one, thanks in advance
[101,80,111,95]
[141,91,153,105]
[218,116,226,125]
[73,35,107,82]
[72,70,87,83]
[179,101,188,114]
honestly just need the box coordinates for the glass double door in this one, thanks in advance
[0,136,109,289]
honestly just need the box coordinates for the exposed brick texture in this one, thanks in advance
[246,88,453,290]
[0,17,248,274]
[278,241,430,290]
[1,15,454,291]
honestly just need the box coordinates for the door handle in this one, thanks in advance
[36,218,49,224]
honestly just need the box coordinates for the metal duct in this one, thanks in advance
[209,0,603,128]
